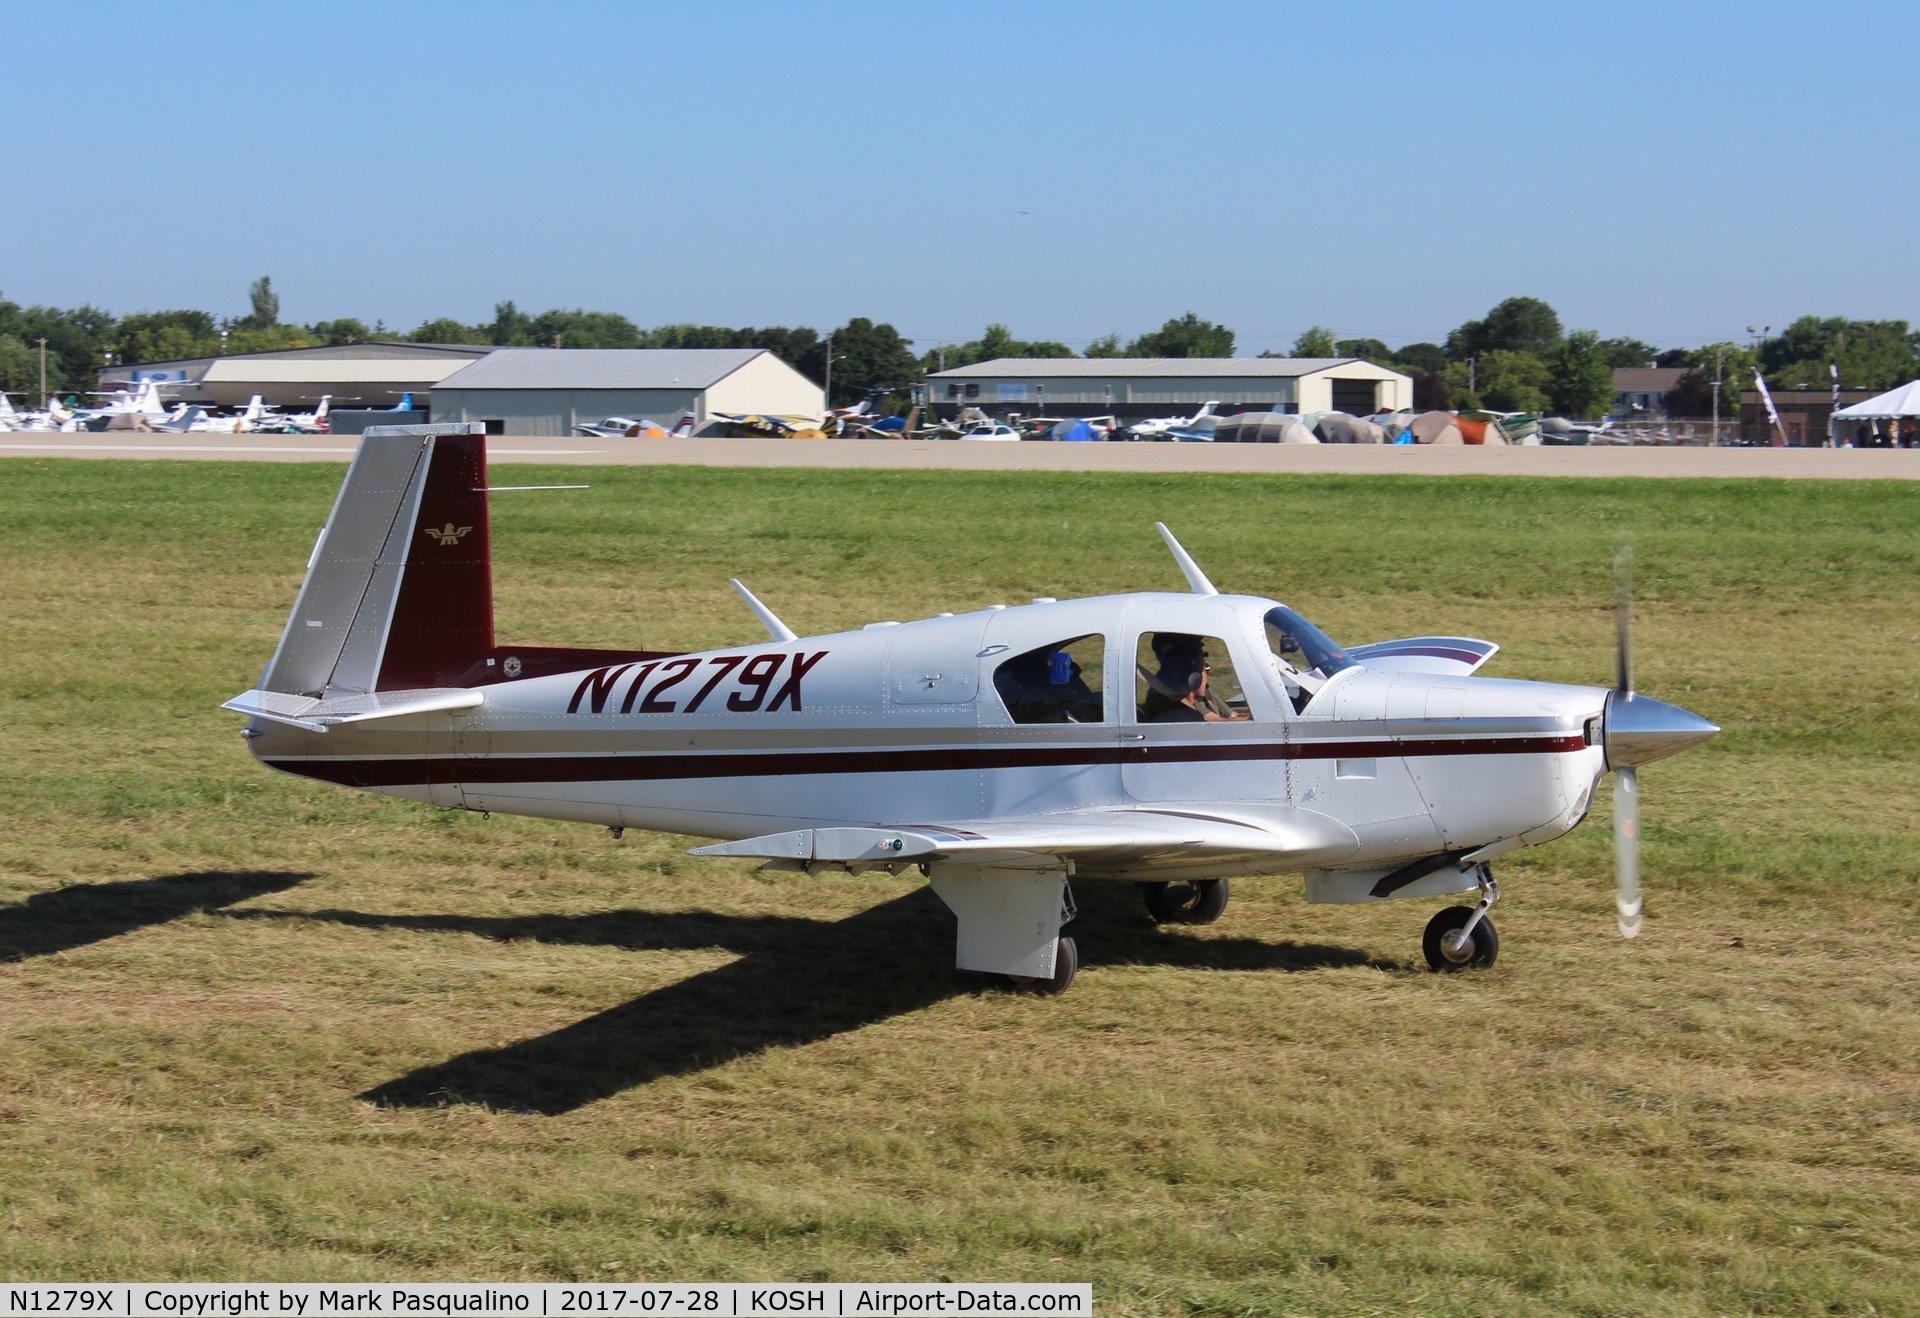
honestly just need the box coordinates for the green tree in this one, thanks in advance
[225,325,314,354]
[488,301,536,346]
[1761,316,1918,391]
[1291,326,1338,357]
[1548,330,1615,418]
[921,324,1074,373]
[1126,312,1234,358]
[821,318,919,406]
[117,309,219,363]
[239,276,279,331]
[1446,349,1550,413]
[0,334,38,397]
[309,318,371,345]
[528,309,643,348]
[407,317,489,345]
[1393,342,1448,375]
[1662,370,1718,418]
[1599,337,1657,368]
[1334,337,1391,362]
[3,300,118,395]
[1446,296,1563,361]
[1687,342,1756,417]
[1082,333,1124,358]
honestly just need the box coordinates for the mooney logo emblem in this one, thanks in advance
[424,523,473,546]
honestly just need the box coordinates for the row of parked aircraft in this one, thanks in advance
[0,382,420,434]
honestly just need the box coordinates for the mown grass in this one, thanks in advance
[0,459,1916,1313]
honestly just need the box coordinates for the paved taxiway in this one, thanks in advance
[1,434,1913,479]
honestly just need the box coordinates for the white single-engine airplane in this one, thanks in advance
[225,424,1718,993]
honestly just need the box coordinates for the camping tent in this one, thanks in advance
[1313,412,1384,444]
[1212,412,1318,444]
[1409,411,1465,445]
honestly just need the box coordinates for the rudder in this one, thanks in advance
[258,423,493,698]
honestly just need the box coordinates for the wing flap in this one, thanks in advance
[223,686,483,732]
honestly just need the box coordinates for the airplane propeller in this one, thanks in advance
[1613,545,1642,937]
[1601,544,1719,938]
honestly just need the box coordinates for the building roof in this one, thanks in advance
[926,357,1376,379]
[434,348,766,391]
[201,359,474,385]
[116,341,491,372]
[1611,367,1689,393]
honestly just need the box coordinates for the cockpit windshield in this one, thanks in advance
[1264,606,1353,677]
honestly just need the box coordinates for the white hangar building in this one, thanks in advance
[428,348,825,436]
[924,357,1414,420]
[100,342,492,409]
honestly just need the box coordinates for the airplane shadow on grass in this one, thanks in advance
[229,884,1397,1116]
[0,870,312,962]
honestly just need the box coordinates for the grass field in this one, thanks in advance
[1,458,1916,1314]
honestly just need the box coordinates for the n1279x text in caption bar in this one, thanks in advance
[0,1286,1091,1318]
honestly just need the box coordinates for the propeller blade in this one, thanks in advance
[1614,764,1642,938]
[1615,542,1634,695]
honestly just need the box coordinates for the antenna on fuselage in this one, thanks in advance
[1155,523,1218,596]
[731,578,797,643]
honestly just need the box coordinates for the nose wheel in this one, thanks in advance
[1140,877,1229,924]
[1422,866,1500,971]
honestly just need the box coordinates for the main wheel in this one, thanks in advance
[1008,935,1078,995]
[1422,905,1499,972]
[1141,878,1230,925]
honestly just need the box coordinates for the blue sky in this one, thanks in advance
[9,0,1916,352]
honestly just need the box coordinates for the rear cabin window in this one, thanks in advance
[1134,631,1249,723]
[992,635,1105,724]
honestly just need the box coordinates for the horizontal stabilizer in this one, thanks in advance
[223,686,483,733]
[1347,635,1499,675]
[690,805,1357,872]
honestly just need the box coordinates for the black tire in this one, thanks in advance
[1423,905,1498,972]
[1009,935,1078,995]
[1141,878,1230,925]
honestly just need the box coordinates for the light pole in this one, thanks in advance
[35,337,47,403]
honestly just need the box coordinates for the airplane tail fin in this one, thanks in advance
[256,423,493,698]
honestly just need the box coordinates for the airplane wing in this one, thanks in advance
[689,804,1358,873]
[1346,635,1499,675]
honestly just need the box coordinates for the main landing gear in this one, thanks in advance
[1423,865,1500,971]
[1140,877,1229,925]
[929,865,1081,995]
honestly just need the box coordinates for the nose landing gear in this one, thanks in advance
[1423,865,1500,971]
[1140,877,1230,924]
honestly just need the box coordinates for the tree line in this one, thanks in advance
[3,279,1916,418]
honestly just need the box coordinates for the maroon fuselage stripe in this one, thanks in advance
[265,734,1588,789]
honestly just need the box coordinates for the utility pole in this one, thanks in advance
[35,337,47,403]
[1469,356,1476,394]
[1712,348,1723,445]
[823,331,834,406]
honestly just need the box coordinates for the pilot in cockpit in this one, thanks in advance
[1138,632,1249,723]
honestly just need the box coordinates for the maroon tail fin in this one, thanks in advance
[375,429,494,690]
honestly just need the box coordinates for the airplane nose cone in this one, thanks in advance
[1604,691,1720,769]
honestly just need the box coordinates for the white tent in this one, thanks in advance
[1830,379,1920,444]
[1831,379,1920,419]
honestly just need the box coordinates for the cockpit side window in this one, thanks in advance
[992,634,1105,724]
[1134,632,1250,723]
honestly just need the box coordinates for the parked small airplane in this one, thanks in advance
[250,395,336,435]
[1125,400,1222,441]
[575,416,670,438]
[225,424,1717,993]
